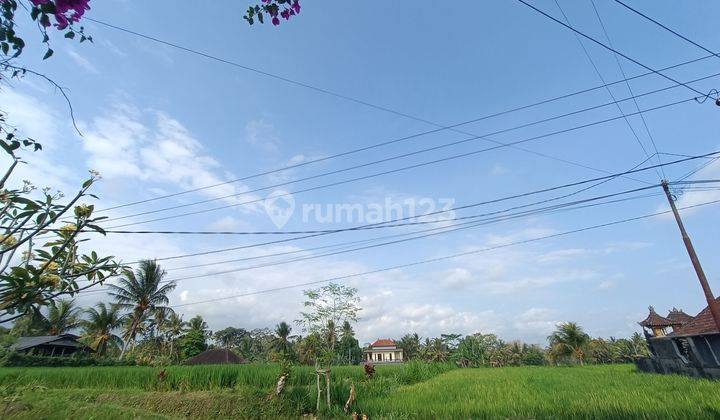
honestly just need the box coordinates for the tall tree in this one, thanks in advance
[272,321,294,359]
[43,298,80,335]
[163,312,186,360]
[108,260,176,359]
[336,320,361,365]
[213,327,246,349]
[296,282,361,411]
[548,322,591,365]
[187,315,210,337]
[425,337,450,362]
[81,303,123,356]
[398,333,422,360]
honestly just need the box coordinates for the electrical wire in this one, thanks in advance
[98,68,720,227]
[163,198,720,308]
[83,15,719,212]
[553,0,659,178]
[612,0,720,58]
[76,186,667,295]
[515,0,708,97]
[589,0,666,179]
[101,95,701,229]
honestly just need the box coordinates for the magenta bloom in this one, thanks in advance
[271,16,280,25]
[291,0,300,14]
[30,0,91,30]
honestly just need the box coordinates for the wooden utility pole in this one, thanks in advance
[662,180,720,331]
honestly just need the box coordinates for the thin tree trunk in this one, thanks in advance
[325,370,331,407]
[316,371,321,413]
[119,339,129,360]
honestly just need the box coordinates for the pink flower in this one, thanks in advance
[30,0,91,30]
[272,16,280,25]
[291,0,300,14]
[280,9,290,20]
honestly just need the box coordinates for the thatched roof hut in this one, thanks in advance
[183,348,244,365]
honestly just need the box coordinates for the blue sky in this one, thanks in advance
[3,0,720,344]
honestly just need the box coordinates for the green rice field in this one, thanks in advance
[0,363,717,419]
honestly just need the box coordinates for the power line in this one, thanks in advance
[164,191,663,273]
[103,95,702,229]
[515,0,708,97]
[164,198,720,308]
[588,0,666,179]
[100,70,720,225]
[84,15,719,212]
[612,0,720,58]
[76,154,719,267]
[553,0,659,177]
[78,186,664,293]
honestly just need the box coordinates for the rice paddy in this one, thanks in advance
[1,363,718,418]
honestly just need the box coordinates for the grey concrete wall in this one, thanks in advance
[636,333,720,380]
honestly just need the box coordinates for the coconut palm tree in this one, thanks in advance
[163,312,186,360]
[272,321,293,356]
[548,322,591,365]
[108,260,176,359]
[187,315,210,337]
[44,298,81,335]
[148,306,173,351]
[81,303,123,356]
[426,337,449,362]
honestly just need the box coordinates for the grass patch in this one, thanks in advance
[2,363,719,419]
[358,364,720,419]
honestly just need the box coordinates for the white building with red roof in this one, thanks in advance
[363,339,404,363]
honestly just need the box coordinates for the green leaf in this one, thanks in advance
[86,224,106,235]
[42,48,53,60]
[64,31,75,39]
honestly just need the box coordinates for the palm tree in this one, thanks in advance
[44,298,81,335]
[108,260,176,359]
[163,312,186,360]
[149,307,173,351]
[187,315,210,337]
[272,321,293,356]
[81,303,123,356]
[426,337,449,362]
[548,322,591,365]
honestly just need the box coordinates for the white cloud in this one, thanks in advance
[597,280,616,290]
[79,103,265,215]
[67,49,99,74]
[244,119,280,152]
[357,290,501,341]
[513,307,560,333]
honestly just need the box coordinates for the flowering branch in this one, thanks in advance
[243,0,301,26]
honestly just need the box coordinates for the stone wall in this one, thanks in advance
[636,333,720,380]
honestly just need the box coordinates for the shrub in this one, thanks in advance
[0,349,134,367]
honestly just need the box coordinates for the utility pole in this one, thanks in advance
[662,180,720,331]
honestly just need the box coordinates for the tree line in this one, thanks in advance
[1,259,649,368]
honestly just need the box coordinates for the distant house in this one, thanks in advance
[363,339,403,363]
[637,301,720,379]
[10,334,92,357]
[183,348,244,365]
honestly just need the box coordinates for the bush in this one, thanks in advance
[0,350,134,367]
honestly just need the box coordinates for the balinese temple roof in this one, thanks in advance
[666,307,693,326]
[671,298,720,336]
[639,306,675,328]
